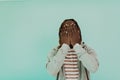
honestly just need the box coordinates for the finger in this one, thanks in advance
[73,26,77,33]
[70,27,74,44]
[71,26,75,37]
[63,25,67,31]
[67,26,70,34]
[65,30,69,38]
[68,30,71,38]
[61,26,66,33]
[72,23,77,33]
[63,29,67,37]
[66,27,71,40]
[61,31,64,38]
[75,25,79,33]
[61,32,65,40]
[65,26,69,37]
[77,30,80,34]
[75,27,79,36]
[66,27,70,43]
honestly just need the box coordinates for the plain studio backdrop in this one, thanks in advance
[0,0,120,80]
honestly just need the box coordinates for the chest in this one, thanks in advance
[63,49,80,80]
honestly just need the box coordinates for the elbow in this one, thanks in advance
[47,69,58,76]
[89,62,99,73]
[46,65,58,76]
[90,66,98,73]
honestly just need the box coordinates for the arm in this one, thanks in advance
[46,44,70,76]
[73,43,99,73]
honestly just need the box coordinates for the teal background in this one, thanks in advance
[0,1,120,80]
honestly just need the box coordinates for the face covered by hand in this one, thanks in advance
[59,19,82,48]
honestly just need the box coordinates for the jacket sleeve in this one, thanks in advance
[46,44,70,76]
[73,43,99,73]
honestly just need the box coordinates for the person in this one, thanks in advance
[46,19,99,80]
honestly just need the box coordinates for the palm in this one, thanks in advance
[59,20,81,48]
[60,29,70,46]
[70,26,81,46]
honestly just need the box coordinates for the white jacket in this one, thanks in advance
[46,42,99,80]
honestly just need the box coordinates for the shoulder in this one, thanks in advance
[47,45,59,58]
[81,42,97,56]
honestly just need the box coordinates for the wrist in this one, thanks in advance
[73,43,86,55]
[73,43,82,50]
[61,43,70,51]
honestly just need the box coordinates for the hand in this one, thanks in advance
[70,26,81,46]
[73,43,86,56]
[59,28,71,47]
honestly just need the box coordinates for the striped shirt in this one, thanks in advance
[63,49,80,80]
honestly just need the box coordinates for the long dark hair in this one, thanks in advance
[58,19,82,48]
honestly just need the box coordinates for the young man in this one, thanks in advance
[46,19,99,80]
